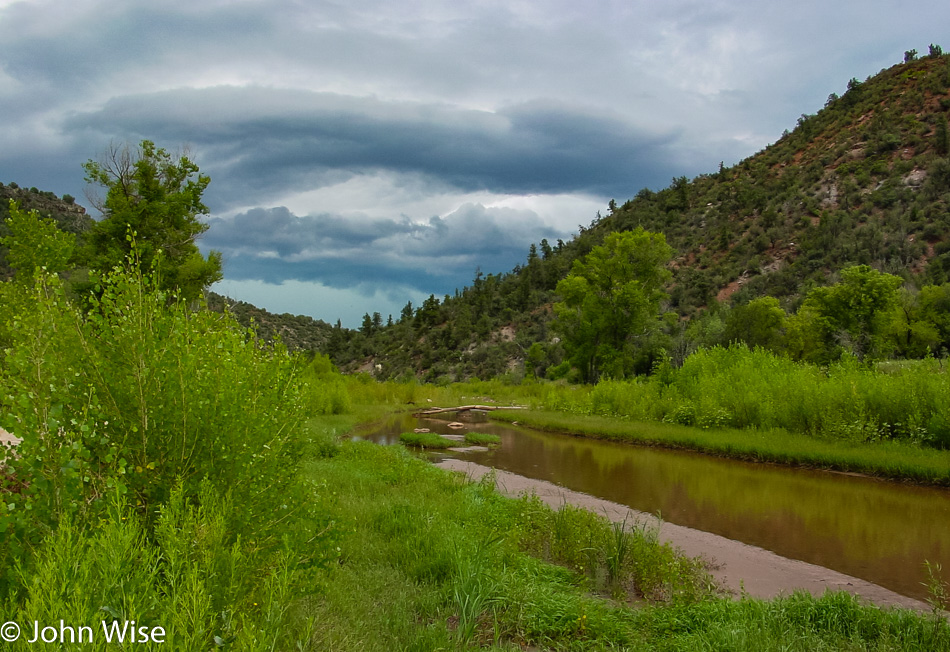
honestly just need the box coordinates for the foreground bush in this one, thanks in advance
[0,263,346,645]
[1,481,333,651]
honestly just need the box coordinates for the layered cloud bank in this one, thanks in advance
[2,0,946,323]
[205,202,561,292]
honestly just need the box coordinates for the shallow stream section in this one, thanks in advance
[353,411,950,603]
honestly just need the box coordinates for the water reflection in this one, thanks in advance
[355,412,950,601]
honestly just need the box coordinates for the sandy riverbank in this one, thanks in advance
[436,458,930,612]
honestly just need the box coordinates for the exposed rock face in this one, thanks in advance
[0,184,91,234]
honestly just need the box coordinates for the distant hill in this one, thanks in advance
[205,292,339,354]
[0,182,93,279]
[322,50,950,381]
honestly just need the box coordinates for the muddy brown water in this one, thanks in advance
[354,411,950,603]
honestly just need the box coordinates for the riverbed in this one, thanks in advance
[354,411,950,607]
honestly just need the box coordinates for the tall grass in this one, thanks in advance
[304,439,718,648]
[1,482,324,651]
[535,346,950,449]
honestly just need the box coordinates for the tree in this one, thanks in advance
[722,296,787,351]
[415,294,441,331]
[936,117,949,157]
[539,238,553,260]
[82,140,222,300]
[883,284,950,358]
[800,265,903,361]
[525,341,547,379]
[553,228,672,382]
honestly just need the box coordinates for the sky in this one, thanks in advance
[2,1,948,326]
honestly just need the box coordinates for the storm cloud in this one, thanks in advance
[66,88,680,208]
[3,0,949,324]
[205,202,562,295]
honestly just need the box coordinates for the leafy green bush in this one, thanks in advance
[0,259,348,593]
[0,254,352,646]
[1,482,328,650]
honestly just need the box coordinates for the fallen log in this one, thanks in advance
[412,404,526,416]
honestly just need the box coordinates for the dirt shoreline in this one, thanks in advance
[436,458,931,612]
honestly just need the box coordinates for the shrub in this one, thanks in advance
[0,262,318,586]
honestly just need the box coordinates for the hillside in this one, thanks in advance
[205,291,339,353]
[604,51,950,313]
[323,50,950,381]
[0,182,93,279]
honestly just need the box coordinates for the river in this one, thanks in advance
[354,411,950,603]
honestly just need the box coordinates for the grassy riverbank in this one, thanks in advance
[346,350,950,487]
[302,408,950,651]
[491,409,950,486]
[345,372,950,485]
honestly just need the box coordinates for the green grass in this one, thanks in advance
[301,436,718,648]
[491,409,950,486]
[533,348,950,449]
[297,422,950,651]
[464,431,502,446]
[399,430,455,449]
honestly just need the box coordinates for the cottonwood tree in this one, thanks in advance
[722,296,787,352]
[553,228,672,382]
[83,140,222,301]
[791,265,903,362]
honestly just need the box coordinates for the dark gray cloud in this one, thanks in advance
[65,87,681,210]
[204,203,563,295]
[0,2,276,91]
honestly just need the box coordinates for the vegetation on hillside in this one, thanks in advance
[319,51,950,383]
[0,182,92,280]
[205,291,338,352]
